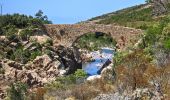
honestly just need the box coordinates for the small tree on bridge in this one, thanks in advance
[35,10,52,24]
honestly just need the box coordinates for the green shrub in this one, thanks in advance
[113,51,128,67]
[162,23,170,39]
[7,82,28,100]
[161,23,170,50]
[45,81,64,90]
[6,41,42,63]
[56,75,77,85]
[10,48,30,64]
[0,13,51,29]
[74,69,87,78]
[19,28,33,40]
[163,38,170,50]
[49,72,87,90]
[35,10,52,24]
[30,50,42,61]
[43,39,53,46]
[75,33,116,51]
[2,24,18,40]
[137,23,148,30]
[32,41,42,49]
[45,75,77,92]
[43,49,51,55]
[144,24,163,47]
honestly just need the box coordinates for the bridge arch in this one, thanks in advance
[71,31,114,47]
[45,24,143,50]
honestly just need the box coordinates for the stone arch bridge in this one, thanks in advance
[45,24,143,49]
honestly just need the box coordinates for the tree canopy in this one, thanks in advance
[35,10,52,24]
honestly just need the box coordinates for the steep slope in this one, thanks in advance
[88,4,150,23]
[86,3,170,29]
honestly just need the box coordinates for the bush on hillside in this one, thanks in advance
[74,69,87,78]
[144,24,163,46]
[46,70,87,91]
[114,50,153,90]
[0,12,52,39]
[10,48,30,64]
[113,51,129,67]
[98,7,152,26]
[162,24,170,38]
[9,42,42,63]
[0,14,30,29]
[43,39,53,47]
[0,12,51,29]
[19,28,33,41]
[163,39,170,50]
[162,24,170,43]
[2,24,18,40]
[7,82,28,100]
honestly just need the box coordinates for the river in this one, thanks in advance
[82,48,115,76]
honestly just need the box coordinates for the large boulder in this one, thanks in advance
[87,75,101,81]
[30,35,52,44]
[97,59,112,74]
[33,54,53,68]
[101,63,115,81]
[55,45,82,75]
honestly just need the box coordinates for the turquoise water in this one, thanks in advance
[83,48,114,76]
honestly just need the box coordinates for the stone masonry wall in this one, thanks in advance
[45,23,143,50]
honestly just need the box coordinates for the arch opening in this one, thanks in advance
[72,32,117,51]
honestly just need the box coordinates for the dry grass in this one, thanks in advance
[42,78,115,100]
[27,87,47,100]
[115,50,151,90]
[70,84,99,100]
[70,79,115,100]
[114,50,170,98]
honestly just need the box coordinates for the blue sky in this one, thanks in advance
[1,0,145,24]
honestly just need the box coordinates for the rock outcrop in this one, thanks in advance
[87,75,102,81]
[55,45,82,75]
[0,43,83,99]
[152,0,170,15]
[30,35,51,44]
[0,56,60,88]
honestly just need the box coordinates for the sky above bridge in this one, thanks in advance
[1,0,145,24]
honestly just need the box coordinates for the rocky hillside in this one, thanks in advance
[86,1,170,29]
[151,0,170,15]
[0,14,83,99]
[86,4,150,23]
